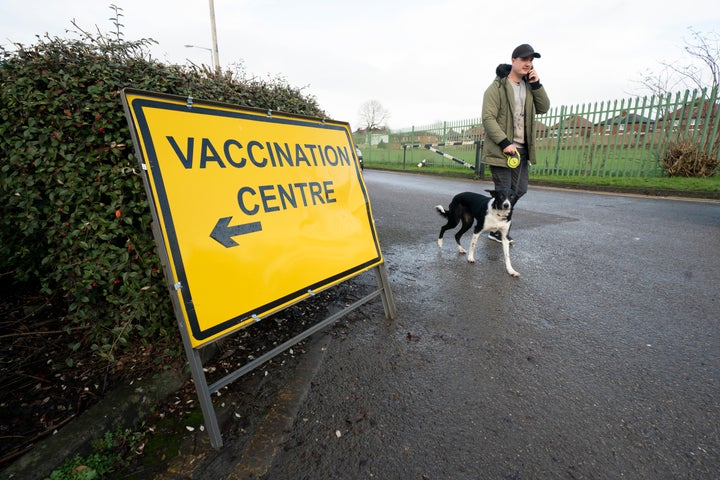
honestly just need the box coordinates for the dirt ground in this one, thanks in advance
[0,278,366,472]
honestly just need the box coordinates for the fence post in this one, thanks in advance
[475,140,484,179]
[705,86,720,156]
[406,126,414,169]
[554,105,565,172]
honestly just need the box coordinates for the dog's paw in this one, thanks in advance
[457,246,466,255]
[466,257,475,263]
[508,270,520,277]
[437,238,443,248]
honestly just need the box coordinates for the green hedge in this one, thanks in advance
[0,24,325,364]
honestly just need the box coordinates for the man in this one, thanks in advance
[481,43,550,243]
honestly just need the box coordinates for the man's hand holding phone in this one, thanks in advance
[526,68,539,83]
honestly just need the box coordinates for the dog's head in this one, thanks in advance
[485,189,517,211]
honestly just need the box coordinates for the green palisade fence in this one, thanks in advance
[355,86,719,178]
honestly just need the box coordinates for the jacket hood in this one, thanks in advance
[496,63,512,78]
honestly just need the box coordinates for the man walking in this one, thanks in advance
[481,43,550,243]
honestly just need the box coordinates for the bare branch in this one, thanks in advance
[632,26,720,97]
[358,100,390,131]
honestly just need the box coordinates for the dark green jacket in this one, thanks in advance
[481,63,550,167]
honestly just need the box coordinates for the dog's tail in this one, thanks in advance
[435,205,448,217]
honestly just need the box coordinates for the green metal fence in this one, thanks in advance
[354,86,720,177]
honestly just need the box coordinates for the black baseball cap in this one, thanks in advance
[512,44,541,59]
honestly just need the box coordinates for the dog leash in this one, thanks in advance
[505,149,524,194]
[513,151,524,194]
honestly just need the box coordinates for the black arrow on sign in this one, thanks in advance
[210,217,263,247]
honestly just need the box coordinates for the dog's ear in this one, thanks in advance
[485,189,496,195]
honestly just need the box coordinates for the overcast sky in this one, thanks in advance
[1,0,718,130]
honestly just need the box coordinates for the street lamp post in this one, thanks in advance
[208,0,220,73]
[184,44,214,70]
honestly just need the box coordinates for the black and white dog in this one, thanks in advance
[435,189,519,277]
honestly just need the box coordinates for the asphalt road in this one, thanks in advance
[256,170,720,480]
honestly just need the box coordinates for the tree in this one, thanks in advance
[634,27,720,97]
[358,100,390,131]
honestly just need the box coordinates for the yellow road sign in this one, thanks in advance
[122,89,382,347]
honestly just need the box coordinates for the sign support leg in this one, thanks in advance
[184,337,224,449]
[374,264,397,320]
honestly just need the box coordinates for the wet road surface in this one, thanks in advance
[256,170,720,479]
